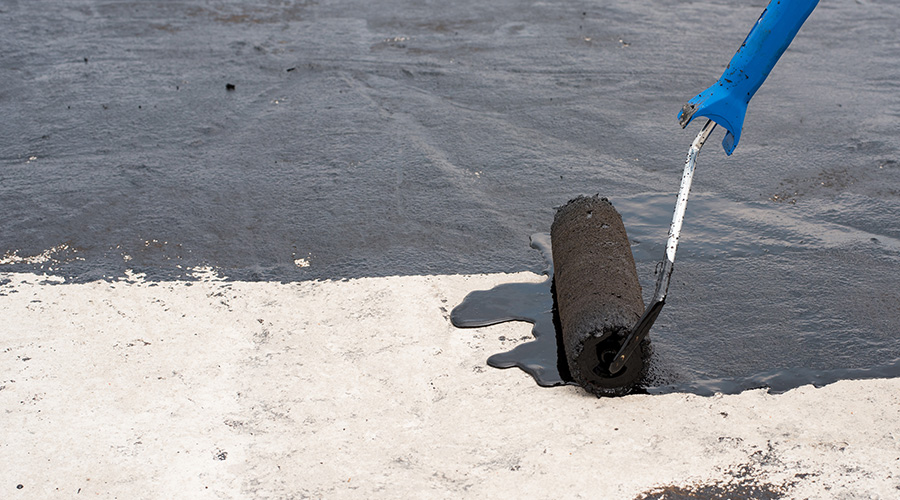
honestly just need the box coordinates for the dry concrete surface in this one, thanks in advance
[2,270,899,499]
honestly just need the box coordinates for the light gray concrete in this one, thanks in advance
[2,271,898,498]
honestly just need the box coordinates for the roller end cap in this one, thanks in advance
[572,332,644,397]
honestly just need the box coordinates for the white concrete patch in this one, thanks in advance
[0,244,82,267]
[1,272,898,499]
[189,266,226,282]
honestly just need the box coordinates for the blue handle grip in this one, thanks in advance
[678,0,818,155]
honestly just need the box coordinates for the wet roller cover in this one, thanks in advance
[551,195,645,396]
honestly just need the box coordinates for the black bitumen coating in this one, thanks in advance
[450,233,574,388]
[3,0,900,390]
[551,196,645,395]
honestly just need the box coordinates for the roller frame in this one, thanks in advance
[609,119,716,374]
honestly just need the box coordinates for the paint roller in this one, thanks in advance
[554,0,819,396]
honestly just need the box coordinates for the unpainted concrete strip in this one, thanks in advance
[1,272,898,499]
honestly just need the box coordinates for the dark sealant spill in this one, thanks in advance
[450,233,575,387]
[452,232,900,396]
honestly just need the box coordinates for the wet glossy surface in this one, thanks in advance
[3,0,900,391]
[453,224,900,395]
[451,234,573,387]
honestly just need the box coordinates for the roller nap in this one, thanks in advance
[551,195,645,396]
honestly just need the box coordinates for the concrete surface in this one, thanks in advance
[3,0,900,497]
[2,271,899,499]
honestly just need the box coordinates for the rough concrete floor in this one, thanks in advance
[2,271,898,499]
[3,0,900,497]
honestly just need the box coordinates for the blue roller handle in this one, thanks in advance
[678,0,818,155]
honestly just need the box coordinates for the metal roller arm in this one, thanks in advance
[609,119,716,374]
